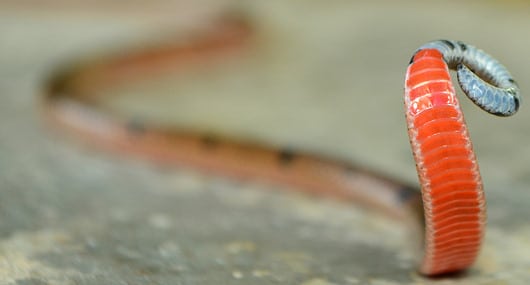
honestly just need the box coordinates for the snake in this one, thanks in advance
[41,16,520,276]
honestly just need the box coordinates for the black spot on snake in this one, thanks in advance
[457,41,467,51]
[440,39,455,50]
[397,186,419,203]
[278,148,296,165]
[201,135,220,149]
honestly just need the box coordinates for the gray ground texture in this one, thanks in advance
[1,1,530,284]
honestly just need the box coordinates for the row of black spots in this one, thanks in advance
[123,127,299,164]
[124,121,229,150]
[125,119,225,148]
[200,134,300,167]
[199,136,298,166]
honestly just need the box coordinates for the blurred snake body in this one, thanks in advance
[42,18,520,276]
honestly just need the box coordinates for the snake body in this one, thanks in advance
[42,18,520,276]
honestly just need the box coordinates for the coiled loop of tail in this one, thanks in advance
[414,40,520,116]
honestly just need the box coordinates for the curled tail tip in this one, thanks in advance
[411,40,521,117]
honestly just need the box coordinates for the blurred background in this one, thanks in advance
[1,0,529,284]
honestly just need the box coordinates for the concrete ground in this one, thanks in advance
[1,1,530,284]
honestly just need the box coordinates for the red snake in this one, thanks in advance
[42,17,520,276]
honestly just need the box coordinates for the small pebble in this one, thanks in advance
[232,270,244,279]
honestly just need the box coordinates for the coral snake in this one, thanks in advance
[42,17,520,276]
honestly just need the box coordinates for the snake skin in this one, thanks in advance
[415,40,520,116]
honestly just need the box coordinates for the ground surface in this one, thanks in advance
[1,1,530,284]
